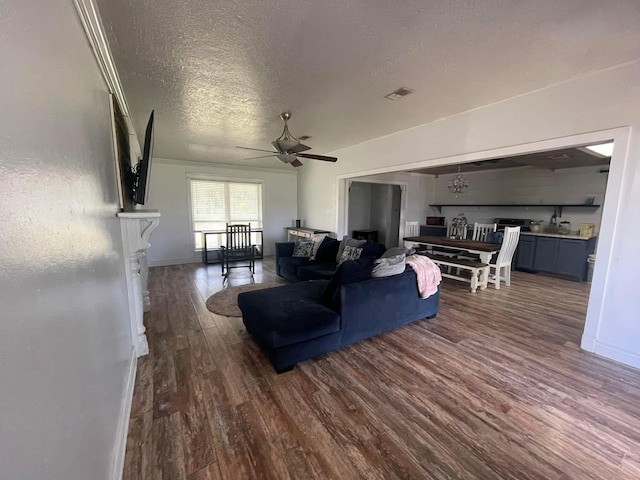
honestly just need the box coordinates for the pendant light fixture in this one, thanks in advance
[448,165,469,197]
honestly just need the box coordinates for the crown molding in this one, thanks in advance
[73,0,140,157]
[154,157,299,175]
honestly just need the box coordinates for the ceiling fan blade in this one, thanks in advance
[290,159,303,167]
[289,143,311,153]
[236,146,278,153]
[243,154,279,159]
[296,153,338,162]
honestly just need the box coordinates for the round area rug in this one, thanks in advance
[205,280,286,317]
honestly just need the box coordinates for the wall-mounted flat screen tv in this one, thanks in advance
[132,110,154,205]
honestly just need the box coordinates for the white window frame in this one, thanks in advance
[187,173,264,251]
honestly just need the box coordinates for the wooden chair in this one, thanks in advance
[405,221,420,237]
[472,222,497,242]
[446,222,467,240]
[457,222,498,263]
[220,223,256,281]
[488,226,521,289]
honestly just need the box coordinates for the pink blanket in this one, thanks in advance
[405,255,442,299]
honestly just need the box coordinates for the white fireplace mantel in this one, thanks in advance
[117,210,161,357]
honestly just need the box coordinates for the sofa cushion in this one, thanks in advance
[322,256,376,307]
[372,254,406,278]
[239,280,340,349]
[278,256,310,282]
[361,241,386,259]
[297,263,337,281]
[308,235,327,260]
[315,236,340,263]
[382,246,415,258]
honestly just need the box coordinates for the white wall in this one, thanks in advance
[370,184,391,244]
[354,172,436,226]
[431,165,607,233]
[298,61,640,369]
[347,182,372,232]
[0,1,133,478]
[146,159,298,266]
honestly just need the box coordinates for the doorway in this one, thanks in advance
[347,181,403,247]
[336,127,629,362]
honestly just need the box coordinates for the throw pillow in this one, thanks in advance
[381,246,415,258]
[335,236,366,263]
[309,235,326,261]
[338,245,363,265]
[486,231,504,245]
[361,241,386,259]
[371,254,406,278]
[315,236,340,263]
[321,256,376,307]
[292,239,314,258]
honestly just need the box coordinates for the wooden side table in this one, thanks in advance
[352,229,378,243]
[285,227,330,241]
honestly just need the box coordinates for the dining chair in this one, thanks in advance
[472,222,497,242]
[446,221,468,240]
[220,223,256,281]
[405,221,420,237]
[488,226,521,289]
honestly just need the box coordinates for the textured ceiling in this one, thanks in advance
[96,0,640,170]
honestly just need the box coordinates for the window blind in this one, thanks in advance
[190,179,262,249]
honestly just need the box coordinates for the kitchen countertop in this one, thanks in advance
[521,232,595,240]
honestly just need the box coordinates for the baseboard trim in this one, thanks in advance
[149,256,201,267]
[580,334,596,351]
[593,340,640,369]
[111,347,138,480]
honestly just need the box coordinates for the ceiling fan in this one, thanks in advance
[236,112,338,167]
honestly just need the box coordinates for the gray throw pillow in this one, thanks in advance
[308,235,326,261]
[381,246,415,258]
[371,254,406,277]
[336,236,366,263]
[292,239,314,258]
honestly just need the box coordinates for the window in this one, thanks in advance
[189,178,263,250]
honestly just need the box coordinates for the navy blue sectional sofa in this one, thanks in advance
[275,241,338,282]
[237,267,440,373]
[275,239,386,282]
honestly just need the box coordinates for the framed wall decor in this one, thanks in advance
[109,93,134,211]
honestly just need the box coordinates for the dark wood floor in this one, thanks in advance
[123,258,640,479]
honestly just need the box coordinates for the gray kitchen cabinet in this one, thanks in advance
[516,234,596,281]
[515,235,536,270]
[556,239,591,280]
[533,237,560,273]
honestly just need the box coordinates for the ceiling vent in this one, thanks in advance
[384,87,414,100]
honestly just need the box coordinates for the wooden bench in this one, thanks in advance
[426,254,489,293]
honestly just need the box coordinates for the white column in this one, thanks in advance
[117,211,161,357]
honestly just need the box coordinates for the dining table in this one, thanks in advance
[403,235,500,264]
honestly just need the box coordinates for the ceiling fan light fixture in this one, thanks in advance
[277,153,294,163]
[275,138,299,152]
[275,111,301,152]
[236,111,337,168]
